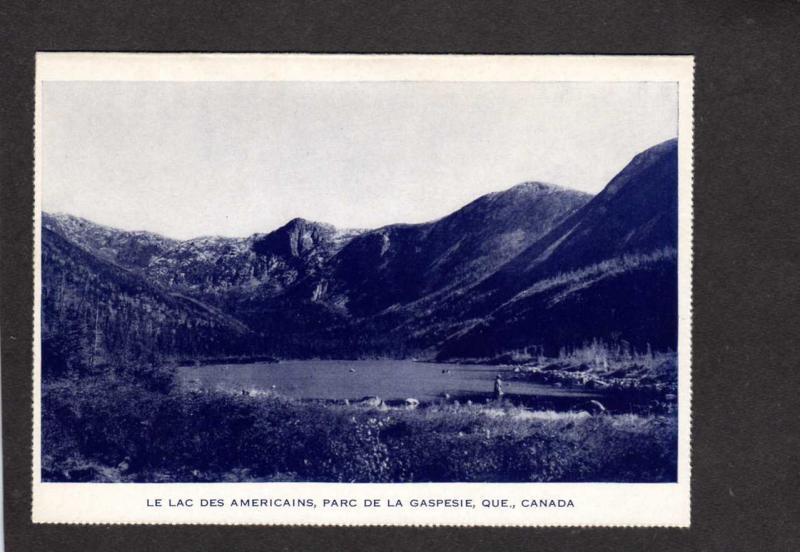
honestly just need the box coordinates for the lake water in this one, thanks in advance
[177,359,601,404]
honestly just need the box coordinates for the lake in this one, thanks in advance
[177,359,602,406]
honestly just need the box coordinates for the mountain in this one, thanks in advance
[40,139,680,367]
[308,182,591,318]
[225,182,591,355]
[435,138,679,359]
[480,138,677,290]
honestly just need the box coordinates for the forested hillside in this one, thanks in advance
[41,227,255,381]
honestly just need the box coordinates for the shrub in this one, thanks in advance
[42,375,677,483]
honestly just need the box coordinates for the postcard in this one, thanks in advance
[33,53,693,525]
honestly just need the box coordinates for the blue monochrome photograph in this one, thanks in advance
[39,79,682,485]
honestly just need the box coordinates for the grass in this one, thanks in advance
[42,371,678,484]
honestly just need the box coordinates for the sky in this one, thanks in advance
[41,80,677,239]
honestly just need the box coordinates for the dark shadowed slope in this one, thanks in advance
[436,248,678,359]
[478,139,677,297]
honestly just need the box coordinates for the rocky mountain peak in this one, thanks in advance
[506,181,570,194]
[252,217,339,258]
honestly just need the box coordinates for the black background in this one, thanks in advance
[1,1,799,550]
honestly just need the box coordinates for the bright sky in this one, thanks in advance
[42,80,677,239]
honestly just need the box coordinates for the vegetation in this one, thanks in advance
[42,369,677,484]
[517,341,678,402]
[455,339,678,401]
[39,141,681,483]
[41,227,256,380]
[512,247,677,305]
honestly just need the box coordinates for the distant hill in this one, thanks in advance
[41,139,679,370]
[43,213,178,269]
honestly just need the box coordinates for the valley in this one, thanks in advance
[41,139,679,369]
[39,138,682,484]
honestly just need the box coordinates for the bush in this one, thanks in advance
[42,375,677,483]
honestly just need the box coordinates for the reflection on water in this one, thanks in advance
[177,359,601,402]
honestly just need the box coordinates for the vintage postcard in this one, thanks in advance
[33,53,693,526]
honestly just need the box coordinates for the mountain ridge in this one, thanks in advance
[41,139,679,367]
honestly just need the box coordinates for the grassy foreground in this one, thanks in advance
[42,374,677,483]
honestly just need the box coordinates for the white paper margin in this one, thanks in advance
[32,53,694,526]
